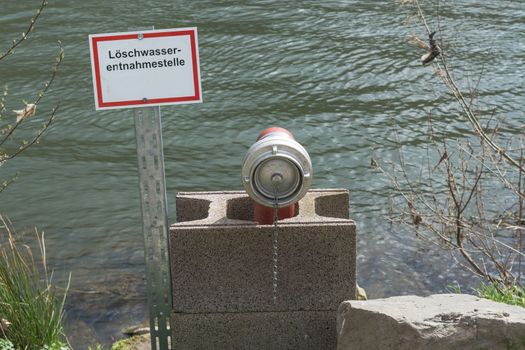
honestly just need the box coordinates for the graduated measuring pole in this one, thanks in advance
[89,27,202,349]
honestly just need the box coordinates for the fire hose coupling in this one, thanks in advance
[241,127,313,210]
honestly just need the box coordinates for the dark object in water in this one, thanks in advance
[421,31,440,65]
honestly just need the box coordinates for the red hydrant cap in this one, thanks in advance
[257,127,294,141]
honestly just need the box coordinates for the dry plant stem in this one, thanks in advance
[0,0,48,62]
[398,0,524,287]
[413,0,525,174]
[518,147,524,279]
[443,149,501,284]
[376,141,515,286]
[456,143,525,202]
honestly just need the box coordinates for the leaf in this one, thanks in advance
[13,103,36,123]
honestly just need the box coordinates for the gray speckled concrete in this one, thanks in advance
[171,310,336,350]
[169,189,356,349]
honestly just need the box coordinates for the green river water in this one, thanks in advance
[1,0,523,347]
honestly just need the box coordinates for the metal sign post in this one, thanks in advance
[134,105,172,350]
[88,26,201,350]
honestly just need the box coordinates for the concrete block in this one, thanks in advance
[171,310,336,350]
[170,189,356,313]
[170,189,355,349]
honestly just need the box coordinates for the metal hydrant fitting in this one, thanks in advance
[241,127,313,224]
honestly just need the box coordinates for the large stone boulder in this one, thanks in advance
[337,294,525,350]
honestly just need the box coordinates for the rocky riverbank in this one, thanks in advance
[111,294,525,349]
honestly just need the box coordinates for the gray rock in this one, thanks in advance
[122,325,149,336]
[337,294,525,350]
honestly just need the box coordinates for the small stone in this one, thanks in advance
[0,318,11,333]
[122,325,149,336]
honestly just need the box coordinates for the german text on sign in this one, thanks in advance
[89,28,202,110]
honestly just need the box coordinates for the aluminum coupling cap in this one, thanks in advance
[241,132,312,208]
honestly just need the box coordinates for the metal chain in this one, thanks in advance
[272,185,279,305]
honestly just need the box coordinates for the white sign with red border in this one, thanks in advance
[89,28,202,110]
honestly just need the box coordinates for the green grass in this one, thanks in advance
[87,345,106,350]
[448,281,525,308]
[110,335,149,350]
[0,215,70,350]
[476,282,525,308]
[0,339,15,350]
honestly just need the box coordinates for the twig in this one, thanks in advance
[414,0,525,174]
[3,104,58,161]
[0,0,48,62]
[0,41,63,149]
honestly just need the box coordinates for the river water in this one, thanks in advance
[1,0,523,347]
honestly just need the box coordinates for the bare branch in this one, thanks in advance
[0,0,48,62]
[413,0,525,174]
[3,104,58,162]
[0,41,64,148]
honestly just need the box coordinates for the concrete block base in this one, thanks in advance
[170,189,356,349]
[171,310,336,350]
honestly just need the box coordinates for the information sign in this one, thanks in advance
[89,28,201,110]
